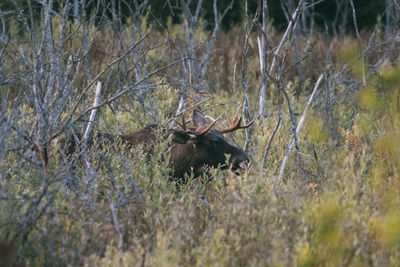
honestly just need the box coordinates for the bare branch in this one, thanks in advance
[349,0,366,86]
[259,0,304,118]
[262,116,282,169]
[258,0,268,118]
[200,0,234,82]
[279,73,324,179]
[81,81,102,183]
[119,153,142,202]
[61,57,189,135]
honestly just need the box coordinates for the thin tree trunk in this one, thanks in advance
[279,73,324,179]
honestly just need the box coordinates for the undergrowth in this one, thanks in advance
[1,13,400,266]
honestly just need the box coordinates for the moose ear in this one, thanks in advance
[171,130,194,144]
[192,110,209,128]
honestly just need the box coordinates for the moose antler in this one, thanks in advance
[220,106,255,134]
[174,113,219,135]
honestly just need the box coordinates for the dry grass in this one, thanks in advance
[1,15,400,266]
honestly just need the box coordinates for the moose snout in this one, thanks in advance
[231,156,250,175]
[238,160,248,171]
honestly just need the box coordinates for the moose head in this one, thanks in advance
[168,109,254,178]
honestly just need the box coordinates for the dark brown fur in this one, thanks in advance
[59,111,250,179]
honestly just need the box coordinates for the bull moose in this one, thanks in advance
[61,109,253,179]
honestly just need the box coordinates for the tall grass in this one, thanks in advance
[1,12,400,266]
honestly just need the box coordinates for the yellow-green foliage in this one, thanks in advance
[372,210,400,248]
[339,39,366,80]
[300,194,345,266]
[305,114,328,144]
[3,16,400,267]
[358,84,381,111]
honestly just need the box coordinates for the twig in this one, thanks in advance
[67,35,149,122]
[233,62,237,104]
[162,97,211,127]
[258,0,268,118]
[258,35,267,118]
[280,73,299,151]
[119,153,142,202]
[199,0,234,83]
[109,200,122,252]
[82,81,102,184]
[57,57,188,138]
[262,116,282,168]
[279,73,324,179]
[169,92,185,128]
[258,0,304,118]
[241,2,258,152]
[349,0,366,86]
[83,81,102,143]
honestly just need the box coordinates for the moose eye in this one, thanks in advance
[210,138,223,147]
